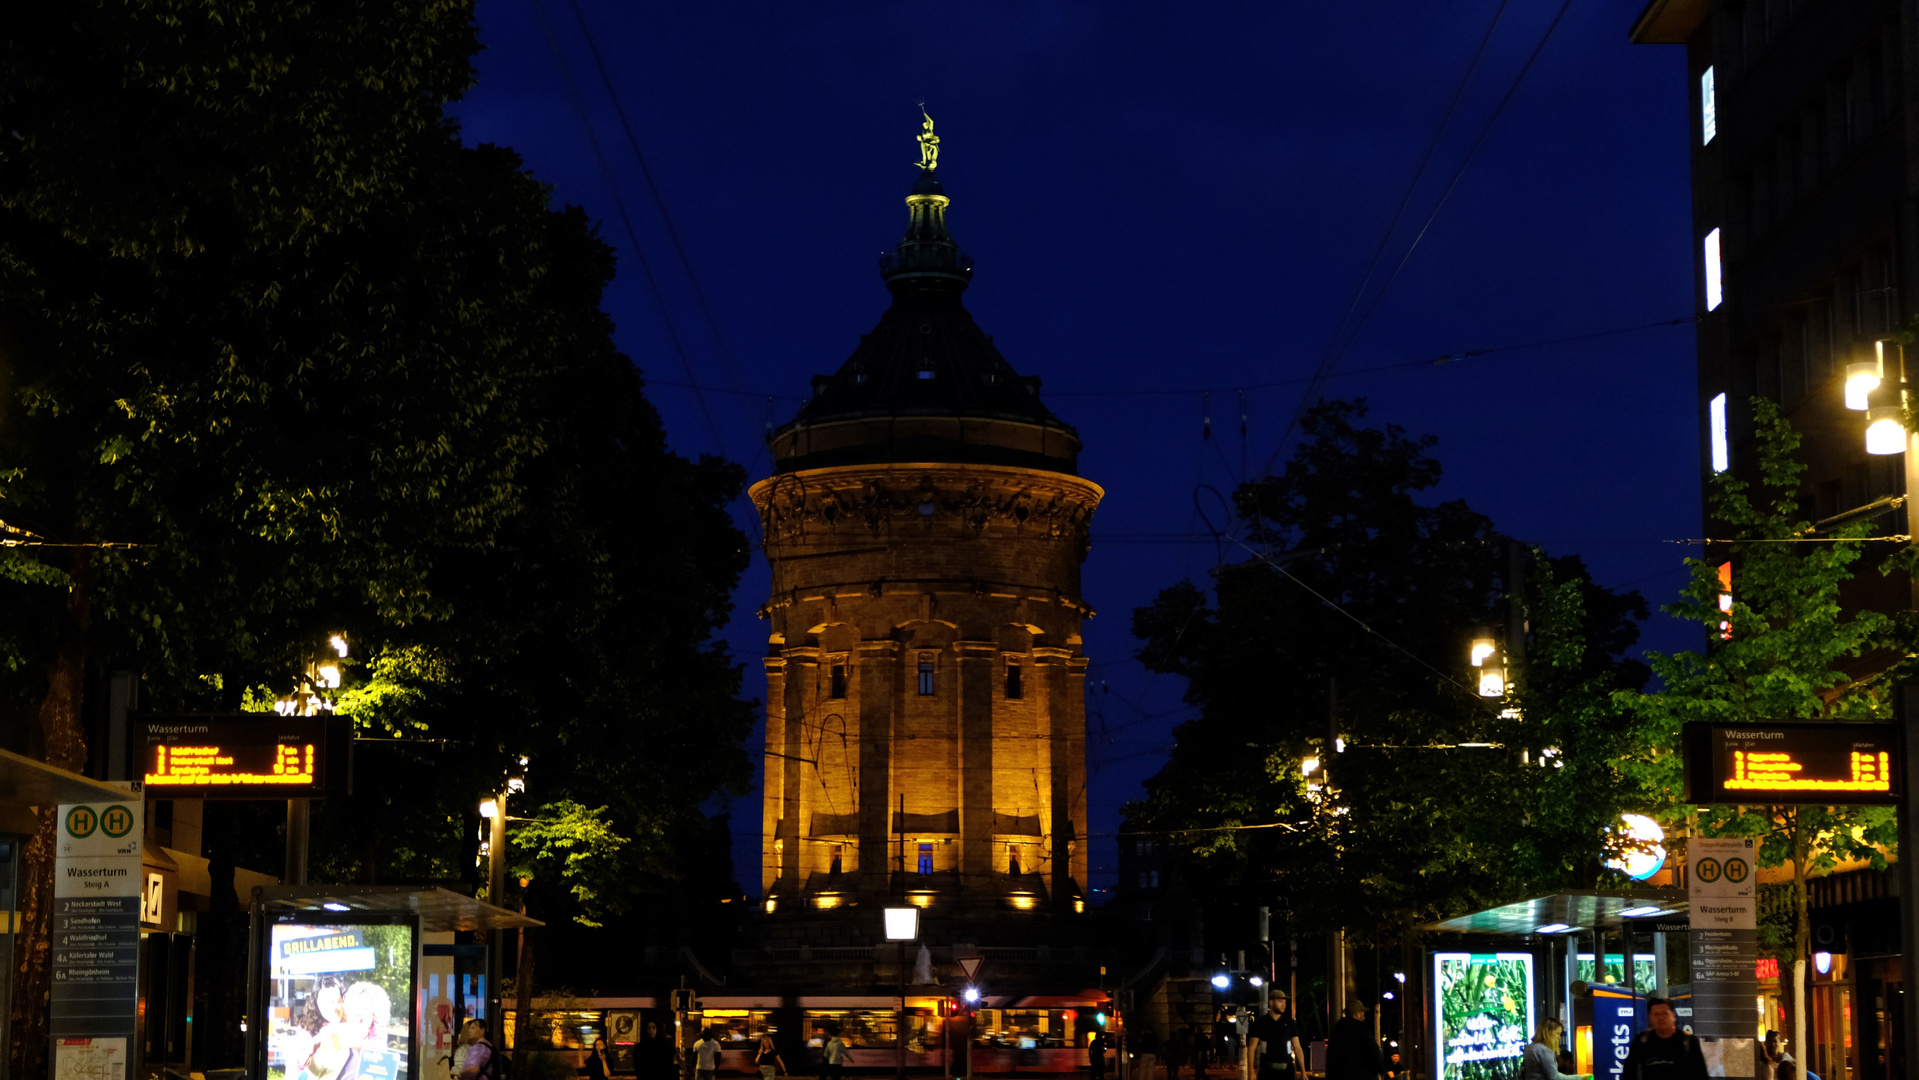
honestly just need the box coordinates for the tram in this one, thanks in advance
[500,993,1108,1076]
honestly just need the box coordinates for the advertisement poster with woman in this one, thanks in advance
[267,919,419,1080]
[1434,953,1535,1080]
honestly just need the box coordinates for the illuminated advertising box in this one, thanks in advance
[1434,952,1534,1080]
[139,715,344,799]
[262,912,419,1080]
[1683,722,1901,806]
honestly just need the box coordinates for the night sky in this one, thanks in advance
[450,0,1702,902]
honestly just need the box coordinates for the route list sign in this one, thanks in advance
[1684,722,1902,806]
[51,790,143,1078]
[1689,837,1757,1079]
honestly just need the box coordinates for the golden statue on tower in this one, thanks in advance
[915,105,939,171]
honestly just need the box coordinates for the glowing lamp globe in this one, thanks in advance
[1866,407,1906,455]
[1846,362,1883,410]
[1604,813,1667,881]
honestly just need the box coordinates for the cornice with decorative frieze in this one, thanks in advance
[748,462,1103,560]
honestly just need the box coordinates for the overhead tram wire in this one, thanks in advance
[1258,0,1581,480]
[645,314,1692,402]
[1279,0,1513,458]
[559,0,748,399]
[526,0,728,460]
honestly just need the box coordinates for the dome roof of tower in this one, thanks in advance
[771,127,1081,475]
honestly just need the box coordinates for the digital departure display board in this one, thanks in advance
[1683,722,1902,806]
[138,715,340,799]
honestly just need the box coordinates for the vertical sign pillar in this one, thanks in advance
[50,791,144,1079]
[1688,837,1757,1080]
[0,833,20,1080]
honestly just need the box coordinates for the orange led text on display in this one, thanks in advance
[145,742,317,786]
[1723,749,1892,794]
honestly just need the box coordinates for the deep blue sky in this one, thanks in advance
[451,0,1702,903]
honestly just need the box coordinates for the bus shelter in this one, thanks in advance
[246,885,541,1080]
[1420,891,1691,1080]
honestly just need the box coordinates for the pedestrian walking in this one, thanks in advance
[1088,1026,1109,1080]
[1756,1032,1783,1080]
[756,1030,788,1080]
[638,1021,676,1080]
[583,1038,613,1080]
[1521,1020,1585,1080]
[694,1028,725,1080]
[1326,1004,1383,1080]
[455,1021,498,1080]
[1167,1028,1189,1080]
[1137,1027,1162,1080]
[1621,999,1708,1080]
[820,1024,849,1080]
[1245,991,1304,1080]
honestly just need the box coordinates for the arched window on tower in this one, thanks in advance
[1008,844,1025,875]
[918,657,936,696]
[829,663,847,699]
[1005,662,1022,700]
[830,845,844,875]
[918,842,934,875]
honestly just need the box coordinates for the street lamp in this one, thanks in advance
[885,907,918,1080]
[1867,406,1907,456]
[1846,359,1883,410]
[1469,631,1504,697]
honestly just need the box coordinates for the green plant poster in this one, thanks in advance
[1434,952,1534,1080]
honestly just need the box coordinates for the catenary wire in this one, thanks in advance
[1259,0,1582,479]
[525,0,727,459]
[558,0,748,398]
[1278,0,1514,462]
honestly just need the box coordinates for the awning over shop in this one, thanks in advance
[0,747,140,833]
[1423,890,1687,935]
[256,884,542,933]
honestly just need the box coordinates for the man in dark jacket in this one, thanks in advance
[1621,999,1709,1080]
[1326,1004,1383,1080]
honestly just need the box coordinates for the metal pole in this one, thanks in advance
[285,798,309,885]
[487,793,507,1024]
[1895,683,1919,1080]
[898,940,908,1080]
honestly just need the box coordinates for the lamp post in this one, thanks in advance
[885,907,919,1080]
[481,758,526,1030]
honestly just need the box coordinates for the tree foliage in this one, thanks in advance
[1616,399,1899,1048]
[1129,401,1657,939]
[0,1,754,1063]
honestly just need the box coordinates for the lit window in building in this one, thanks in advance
[1005,662,1022,700]
[828,664,846,699]
[918,842,934,875]
[1704,228,1723,311]
[1138,870,1159,889]
[918,659,935,696]
[1718,561,1733,640]
[1709,392,1729,473]
[1701,66,1716,144]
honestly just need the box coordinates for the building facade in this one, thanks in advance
[1633,0,1914,608]
[746,132,1100,954]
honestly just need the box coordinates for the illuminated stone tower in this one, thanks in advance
[749,119,1100,946]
